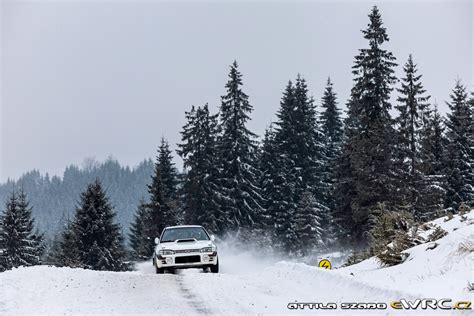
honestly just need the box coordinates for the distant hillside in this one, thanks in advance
[0,158,154,240]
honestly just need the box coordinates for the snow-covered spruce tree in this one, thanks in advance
[44,235,66,266]
[293,76,328,209]
[69,180,128,271]
[338,6,398,245]
[0,190,44,272]
[217,61,263,232]
[370,203,414,266]
[418,104,447,220]
[394,54,435,220]
[269,76,329,252]
[376,232,410,267]
[56,220,80,267]
[128,199,150,260]
[258,126,277,235]
[368,203,398,255]
[292,191,324,256]
[177,104,222,234]
[318,77,343,243]
[444,80,473,211]
[142,138,179,253]
[265,82,298,253]
[259,125,295,252]
[333,99,360,245]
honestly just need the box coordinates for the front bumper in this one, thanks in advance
[155,252,218,269]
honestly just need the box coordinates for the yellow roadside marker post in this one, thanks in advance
[318,259,331,270]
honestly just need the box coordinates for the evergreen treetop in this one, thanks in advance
[0,189,44,271]
[444,80,473,210]
[177,104,222,233]
[70,179,128,271]
[352,5,397,127]
[394,54,433,219]
[337,5,398,245]
[320,77,343,146]
[144,138,179,252]
[218,61,263,230]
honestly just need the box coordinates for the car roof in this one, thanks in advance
[164,225,204,229]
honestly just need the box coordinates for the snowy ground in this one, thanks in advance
[0,211,472,315]
[337,211,474,302]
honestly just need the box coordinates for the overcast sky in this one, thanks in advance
[1,0,472,181]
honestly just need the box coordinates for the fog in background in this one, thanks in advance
[1,0,472,181]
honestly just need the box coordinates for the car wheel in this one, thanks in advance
[156,266,164,274]
[210,259,219,273]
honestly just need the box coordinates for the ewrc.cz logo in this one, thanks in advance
[391,299,471,310]
[287,299,472,311]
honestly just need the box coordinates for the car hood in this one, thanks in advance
[157,240,214,251]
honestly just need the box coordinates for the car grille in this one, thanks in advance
[175,249,199,254]
[175,255,200,264]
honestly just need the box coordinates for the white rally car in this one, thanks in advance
[153,225,219,274]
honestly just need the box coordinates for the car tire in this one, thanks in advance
[156,266,164,274]
[210,259,219,273]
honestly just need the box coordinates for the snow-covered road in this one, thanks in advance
[0,256,415,315]
[1,211,472,315]
[135,261,414,315]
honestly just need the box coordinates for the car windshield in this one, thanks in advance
[160,227,209,243]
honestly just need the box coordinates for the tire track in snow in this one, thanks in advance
[135,262,213,315]
[176,273,214,315]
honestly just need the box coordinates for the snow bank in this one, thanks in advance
[337,211,474,301]
[178,260,415,315]
[0,265,195,315]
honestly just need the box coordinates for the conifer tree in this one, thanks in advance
[269,81,303,252]
[218,61,263,231]
[259,127,278,232]
[270,77,328,252]
[142,139,179,253]
[319,77,343,241]
[337,6,398,245]
[156,138,179,201]
[418,104,447,219]
[0,190,44,271]
[394,54,432,219]
[68,180,128,271]
[178,104,222,234]
[56,221,80,267]
[128,199,149,260]
[259,125,296,252]
[421,105,446,175]
[333,99,360,244]
[43,235,62,265]
[444,80,473,211]
[292,191,324,256]
[292,76,326,200]
[319,78,343,161]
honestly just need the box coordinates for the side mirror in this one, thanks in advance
[154,237,159,245]
[210,235,215,242]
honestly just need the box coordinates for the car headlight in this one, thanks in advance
[158,249,175,256]
[200,246,216,253]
